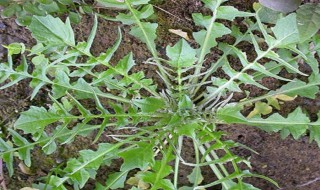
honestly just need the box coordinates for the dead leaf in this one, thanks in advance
[267,97,280,110]
[247,102,272,118]
[253,2,262,11]
[168,29,190,40]
[18,162,32,175]
[126,174,150,190]
[274,94,297,101]
[126,176,140,186]
[138,180,150,190]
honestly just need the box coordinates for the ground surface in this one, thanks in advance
[1,0,320,190]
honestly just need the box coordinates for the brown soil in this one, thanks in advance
[1,0,320,190]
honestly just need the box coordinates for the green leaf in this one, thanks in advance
[271,13,300,46]
[176,122,200,138]
[0,0,9,6]
[217,6,254,21]
[298,42,319,74]
[28,15,75,46]
[178,95,193,110]
[38,0,54,4]
[9,129,32,167]
[152,160,173,179]
[53,143,118,188]
[69,12,82,24]
[201,0,220,11]
[52,70,71,99]
[141,168,175,190]
[0,139,14,176]
[1,4,21,18]
[133,97,165,113]
[193,22,231,56]
[256,5,282,24]
[310,122,320,147]
[248,107,309,139]
[79,144,114,169]
[151,179,174,190]
[42,139,57,155]
[217,104,247,123]
[97,0,150,9]
[192,13,211,29]
[130,22,158,52]
[229,183,260,190]
[48,176,67,190]
[115,52,135,73]
[104,0,160,68]
[58,0,73,5]
[73,78,103,99]
[296,4,320,42]
[96,27,122,63]
[3,43,25,55]
[14,106,65,134]
[23,2,46,16]
[116,4,154,25]
[269,78,319,99]
[64,159,91,188]
[16,13,33,26]
[221,61,268,90]
[31,54,48,65]
[187,168,204,185]
[240,75,320,107]
[211,78,241,93]
[105,171,128,189]
[119,142,154,171]
[38,2,60,13]
[166,39,196,68]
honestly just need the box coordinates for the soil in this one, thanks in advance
[1,0,320,190]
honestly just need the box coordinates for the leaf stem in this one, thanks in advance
[190,0,222,88]
[124,0,171,89]
[198,144,230,189]
[199,45,273,109]
[174,136,183,189]
[193,138,201,188]
[191,23,257,97]
[55,130,148,187]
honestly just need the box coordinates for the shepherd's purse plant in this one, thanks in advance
[1,0,320,189]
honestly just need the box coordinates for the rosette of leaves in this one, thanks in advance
[1,0,320,189]
[0,0,92,25]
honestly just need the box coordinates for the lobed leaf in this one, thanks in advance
[104,171,128,189]
[268,75,320,99]
[133,97,165,113]
[14,106,67,135]
[217,6,255,21]
[166,39,197,68]
[271,13,300,47]
[130,22,158,52]
[28,15,75,46]
[119,142,155,171]
[248,108,309,140]
[193,22,231,57]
